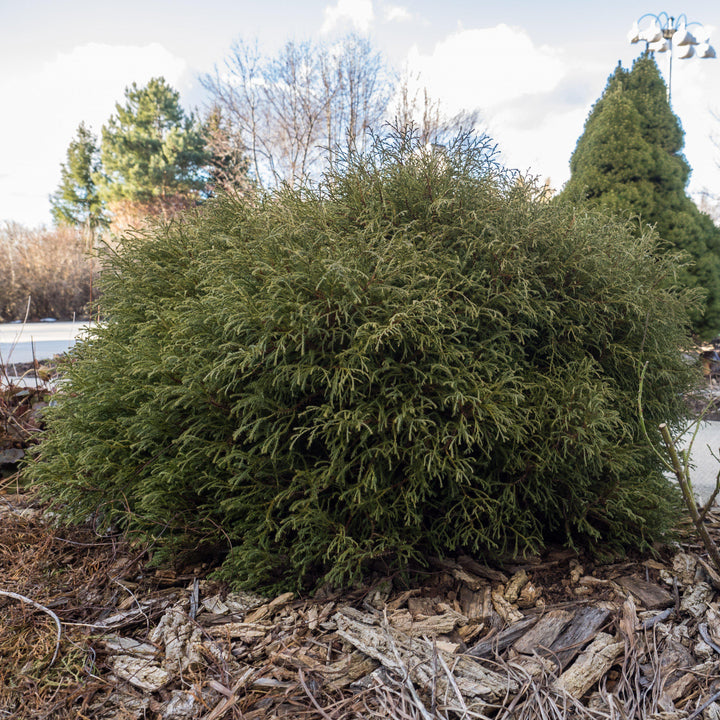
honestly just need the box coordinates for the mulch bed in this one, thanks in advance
[0,484,720,720]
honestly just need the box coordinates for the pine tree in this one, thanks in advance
[99,77,210,228]
[50,122,107,248]
[561,54,720,338]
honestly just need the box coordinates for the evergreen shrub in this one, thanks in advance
[28,130,701,592]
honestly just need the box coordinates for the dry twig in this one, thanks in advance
[0,589,62,666]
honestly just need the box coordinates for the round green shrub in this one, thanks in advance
[28,130,701,592]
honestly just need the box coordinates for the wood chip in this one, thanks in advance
[457,622,486,644]
[504,570,529,604]
[491,588,523,624]
[705,606,720,649]
[553,632,624,698]
[407,596,438,618]
[456,555,508,584]
[323,651,379,690]
[450,566,486,591]
[244,591,294,623]
[459,586,483,621]
[467,615,539,658]
[617,576,674,610]
[680,582,713,618]
[517,581,542,608]
[334,607,517,700]
[512,609,573,655]
[672,552,698,586]
[696,557,720,591]
[385,589,421,611]
[388,607,465,635]
[102,634,158,658]
[109,655,172,692]
[94,594,179,629]
[549,605,612,669]
[207,622,270,642]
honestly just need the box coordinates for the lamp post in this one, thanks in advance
[628,12,716,102]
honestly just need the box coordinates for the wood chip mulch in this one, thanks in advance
[1,484,720,720]
[3,370,720,719]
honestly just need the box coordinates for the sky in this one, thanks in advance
[2,0,720,227]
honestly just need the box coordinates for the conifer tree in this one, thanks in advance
[561,54,720,337]
[99,77,210,227]
[50,122,107,248]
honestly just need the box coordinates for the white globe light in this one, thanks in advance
[697,42,717,58]
[648,39,669,53]
[676,43,695,59]
[628,22,641,43]
[639,20,663,43]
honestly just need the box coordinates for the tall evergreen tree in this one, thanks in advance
[561,54,720,338]
[50,122,107,247]
[99,77,210,228]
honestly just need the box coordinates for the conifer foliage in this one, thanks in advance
[49,122,107,247]
[99,77,210,228]
[29,130,700,592]
[560,54,720,337]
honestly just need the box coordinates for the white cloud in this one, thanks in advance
[405,25,567,116]
[0,43,187,226]
[321,0,374,34]
[399,24,583,185]
[383,4,410,23]
[488,105,589,190]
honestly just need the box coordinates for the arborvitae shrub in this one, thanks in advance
[28,130,701,592]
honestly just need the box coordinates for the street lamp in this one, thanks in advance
[628,12,716,101]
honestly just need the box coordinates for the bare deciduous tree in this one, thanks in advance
[201,35,393,187]
[390,68,481,147]
[204,104,255,198]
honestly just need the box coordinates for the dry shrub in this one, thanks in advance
[0,222,98,321]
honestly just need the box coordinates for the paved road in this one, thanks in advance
[0,321,91,365]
